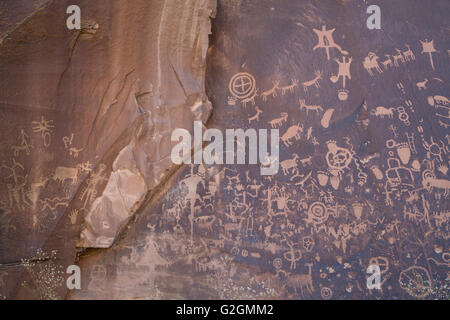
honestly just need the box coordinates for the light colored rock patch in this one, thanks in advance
[80,144,147,248]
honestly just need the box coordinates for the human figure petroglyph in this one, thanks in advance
[79,163,107,207]
[62,134,74,149]
[302,71,322,92]
[1,159,30,210]
[180,165,206,242]
[313,25,348,60]
[268,112,288,128]
[422,137,446,161]
[261,80,280,101]
[363,52,383,75]
[330,56,352,88]
[299,99,323,115]
[280,124,303,147]
[370,106,395,118]
[280,79,298,95]
[11,129,33,157]
[248,106,262,124]
[420,39,438,70]
[282,238,302,271]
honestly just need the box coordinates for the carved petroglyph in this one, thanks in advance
[280,79,298,95]
[299,99,323,115]
[11,130,33,157]
[302,71,322,92]
[241,89,258,108]
[31,116,54,147]
[280,153,299,175]
[371,106,395,119]
[363,52,383,76]
[268,112,288,128]
[281,124,303,147]
[403,44,416,61]
[381,55,393,69]
[248,106,263,124]
[416,79,428,90]
[420,39,438,70]
[313,25,348,60]
[261,80,280,102]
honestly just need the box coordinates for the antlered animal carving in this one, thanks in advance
[268,112,288,128]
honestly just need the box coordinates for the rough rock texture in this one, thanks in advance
[1,0,449,300]
[0,0,215,299]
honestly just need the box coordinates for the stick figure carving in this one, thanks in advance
[313,25,348,60]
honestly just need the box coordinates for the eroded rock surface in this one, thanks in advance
[0,0,215,299]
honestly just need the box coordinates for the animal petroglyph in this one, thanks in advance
[248,106,262,124]
[241,89,258,108]
[281,124,303,147]
[363,52,383,76]
[268,112,288,128]
[299,99,323,115]
[280,153,299,175]
[381,55,393,69]
[302,71,322,92]
[53,166,81,184]
[261,80,280,102]
[392,49,405,67]
[371,106,395,119]
[416,79,428,90]
[280,79,298,95]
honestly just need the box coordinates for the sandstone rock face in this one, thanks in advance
[1,0,449,300]
[0,0,215,299]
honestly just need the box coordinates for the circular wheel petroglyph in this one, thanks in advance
[228,72,256,99]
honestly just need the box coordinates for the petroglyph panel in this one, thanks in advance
[1,0,449,300]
